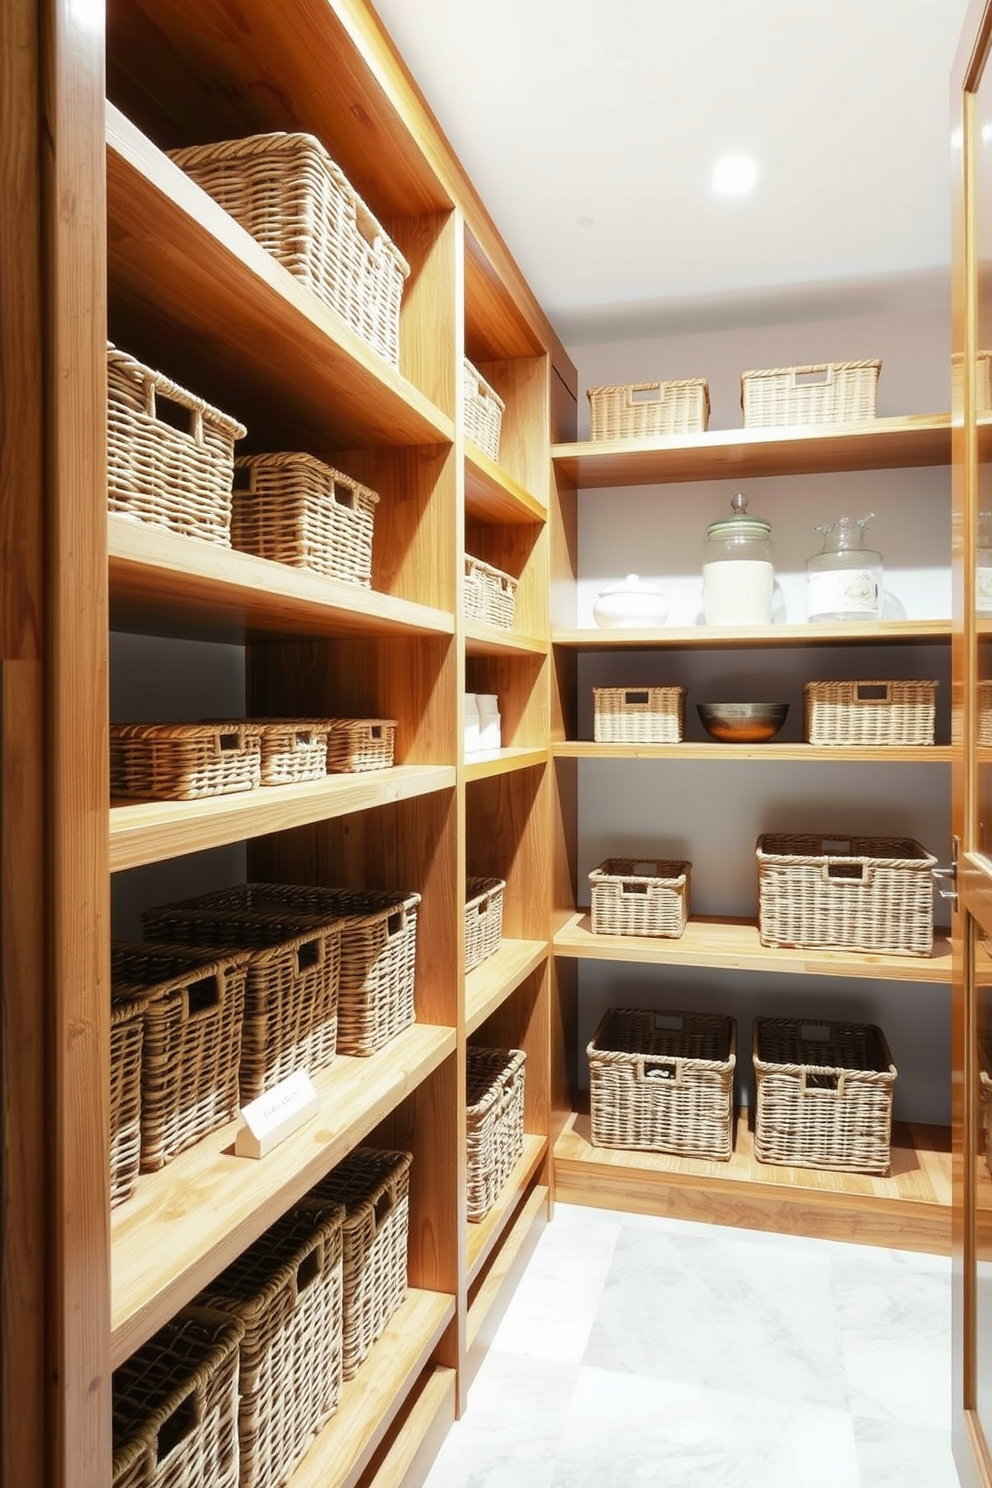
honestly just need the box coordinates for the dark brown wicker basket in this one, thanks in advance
[110,987,146,1209]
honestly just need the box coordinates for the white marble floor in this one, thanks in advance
[423,1204,961,1488]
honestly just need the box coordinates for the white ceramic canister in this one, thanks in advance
[476,694,501,750]
[702,493,774,626]
[464,693,480,754]
[592,574,668,628]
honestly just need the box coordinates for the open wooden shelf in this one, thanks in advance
[465,445,546,525]
[464,621,548,657]
[555,1106,951,1254]
[110,1022,456,1367]
[553,619,952,649]
[466,1134,547,1285]
[109,766,456,873]
[109,517,455,643]
[466,1184,549,1355]
[552,413,951,488]
[554,741,953,763]
[553,911,952,983]
[465,938,548,1034]
[357,1366,456,1488]
[106,105,454,451]
[287,1289,455,1488]
[464,746,548,781]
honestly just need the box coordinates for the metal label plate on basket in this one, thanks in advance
[235,1069,319,1159]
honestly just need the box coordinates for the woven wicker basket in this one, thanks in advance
[466,1046,526,1222]
[593,686,686,744]
[803,680,937,747]
[197,1202,345,1488]
[303,1148,412,1378]
[752,1016,897,1175]
[111,942,250,1172]
[979,681,992,746]
[465,876,505,972]
[232,454,379,587]
[112,1307,244,1488]
[325,718,397,773]
[110,722,263,802]
[110,988,146,1209]
[168,133,410,367]
[107,343,245,547]
[464,555,517,629]
[589,858,690,938]
[756,833,936,956]
[588,1007,736,1160]
[256,720,330,785]
[740,360,881,427]
[588,379,710,440]
[463,359,505,462]
[187,882,420,1057]
[142,889,343,1102]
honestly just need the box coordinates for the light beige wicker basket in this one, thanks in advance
[464,876,505,972]
[110,988,146,1209]
[193,882,421,1056]
[325,718,397,773]
[752,1016,896,1175]
[741,360,881,427]
[756,833,936,956]
[593,686,686,744]
[979,680,992,746]
[110,722,264,802]
[142,888,343,1102]
[256,720,330,785]
[588,1007,736,1160]
[197,1202,345,1488]
[111,942,250,1173]
[463,358,506,462]
[589,858,691,939]
[466,1046,526,1222]
[107,343,245,546]
[588,379,710,440]
[168,133,410,367]
[464,554,518,629]
[303,1147,412,1378]
[112,1307,244,1488]
[232,454,379,587]
[803,680,937,746]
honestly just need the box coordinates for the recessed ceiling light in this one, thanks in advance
[711,153,759,197]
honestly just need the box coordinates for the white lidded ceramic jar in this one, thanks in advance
[702,492,774,626]
[592,574,669,629]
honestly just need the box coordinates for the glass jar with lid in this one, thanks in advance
[977,511,992,614]
[805,514,883,622]
[702,492,774,625]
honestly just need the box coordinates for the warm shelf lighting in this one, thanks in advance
[711,153,759,196]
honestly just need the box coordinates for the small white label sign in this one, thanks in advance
[235,1069,319,1160]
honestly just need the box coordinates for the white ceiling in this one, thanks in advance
[372,0,971,344]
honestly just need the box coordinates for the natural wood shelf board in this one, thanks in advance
[109,516,455,643]
[464,746,548,781]
[465,445,547,525]
[552,619,952,649]
[555,1109,951,1254]
[466,1134,548,1285]
[288,1290,455,1488]
[356,1366,456,1488]
[466,1184,549,1352]
[106,105,453,451]
[109,766,456,873]
[465,938,549,1034]
[552,413,951,488]
[554,741,953,763]
[553,912,952,983]
[110,1023,456,1366]
[464,621,548,657]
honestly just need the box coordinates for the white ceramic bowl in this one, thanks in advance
[592,574,669,629]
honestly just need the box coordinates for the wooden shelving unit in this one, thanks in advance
[549,413,955,1254]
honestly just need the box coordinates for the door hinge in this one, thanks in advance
[932,836,959,909]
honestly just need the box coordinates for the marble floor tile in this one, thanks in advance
[421,1350,579,1488]
[583,1220,849,1411]
[853,1417,961,1488]
[488,1206,622,1364]
[549,1365,860,1488]
[830,1247,952,1431]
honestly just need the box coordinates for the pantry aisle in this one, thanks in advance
[422,1204,959,1488]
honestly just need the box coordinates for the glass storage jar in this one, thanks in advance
[977,512,992,614]
[702,492,774,625]
[806,513,883,622]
